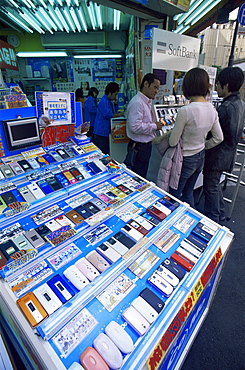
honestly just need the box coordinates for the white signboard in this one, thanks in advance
[152,28,200,72]
[199,64,217,101]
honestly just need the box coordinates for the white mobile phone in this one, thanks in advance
[33,283,62,315]
[154,201,171,216]
[86,250,110,272]
[45,219,61,232]
[105,237,128,255]
[148,273,173,297]
[27,183,45,200]
[131,296,158,324]
[105,321,134,354]
[155,265,180,288]
[63,265,89,290]
[75,257,100,281]
[96,243,121,263]
[121,224,143,242]
[176,246,198,264]
[122,306,150,336]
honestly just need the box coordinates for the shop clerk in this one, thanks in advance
[84,87,99,139]
[93,82,123,155]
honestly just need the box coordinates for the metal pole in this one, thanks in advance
[228,16,239,66]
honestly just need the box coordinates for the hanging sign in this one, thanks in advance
[0,40,18,71]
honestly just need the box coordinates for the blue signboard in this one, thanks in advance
[238,4,245,26]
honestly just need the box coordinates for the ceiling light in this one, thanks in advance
[69,7,81,32]
[7,12,34,33]
[77,7,87,32]
[19,12,45,33]
[74,54,122,58]
[94,3,102,30]
[55,7,70,32]
[35,11,54,33]
[39,7,57,30]
[17,51,68,57]
[63,8,76,32]
[87,1,96,30]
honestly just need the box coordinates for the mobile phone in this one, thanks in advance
[18,186,36,203]
[24,229,46,248]
[27,183,45,200]
[65,210,84,225]
[35,224,51,238]
[87,162,102,174]
[53,173,69,188]
[171,251,195,272]
[0,169,5,180]
[139,288,165,313]
[37,179,54,195]
[0,250,8,268]
[105,321,134,354]
[17,160,33,172]
[75,257,100,281]
[181,240,203,258]
[48,150,63,162]
[42,153,56,164]
[131,296,158,324]
[116,184,132,195]
[148,273,173,297]
[153,201,171,216]
[62,170,78,185]
[17,292,48,327]
[9,162,25,175]
[46,176,64,190]
[1,191,17,205]
[27,158,40,169]
[176,246,198,264]
[104,237,128,255]
[121,224,143,242]
[63,147,76,157]
[74,205,93,219]
[122,306,150,336]
[45,219,61,232]
[56,148,70,159]
[96,243,121,263]
[133,215,154,231]
[140,211,160,226]
[47,274,75,303]
[69,167,84,181]
[93,333,123,370]
[146,206,167,221]
[162,258,185,280]
[0,165,15,178]
[86,250,110,272]
[72,145,85,155]
[80,347,109,370]
[89,198,107,210]
[0,196,7,213]
[33,283,62,315]
[128,219,149,236]
[55,214,75,227]
[162,195,180,209]
[63,265,89,290]
[186,233,208,251]
[113,231,135,249]
[155,265,180,287]
[82,201,100,215]
[13,234,34,251]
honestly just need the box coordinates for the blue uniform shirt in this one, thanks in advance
[84,96,97,127]
[93,95,116,137]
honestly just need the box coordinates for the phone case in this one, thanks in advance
[171,252,195,272]
[27,183,45,200]
[63,265,89,290]
[162,258,186,280]
[122,306,150,336]
[75,257,100,281]
[86,251,110,272]
[105,321,134,354]
[1,191,17,205]
[146,206,167,221]
[96,243,121,263]
[47,176,64,190]
[33,283,62,315]
[105,237,128,255]
[24,229,46,248]
[80,347,109,370]
[13,234,34,251]
[131,296,158,323]
[9,162,25,175]
[37,180,54,195]
[113,231,135,249]
[139,288,165,313]
[0,165,15,178]
[65,210,84,224]
[148,273,174,297]
[155,265,180,287]
[47,275,75,303]
[93,333,123,369]
[0,240,19,259]
[17,292,48,326]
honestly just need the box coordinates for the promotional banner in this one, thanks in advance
[152,29,200,72]
[0,40,18,71]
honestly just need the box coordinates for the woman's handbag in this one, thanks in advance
[123,143,138,169]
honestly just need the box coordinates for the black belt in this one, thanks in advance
[129,139,152,147]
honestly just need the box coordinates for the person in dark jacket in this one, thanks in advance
[203,66,245,222]
[84,87,99,140]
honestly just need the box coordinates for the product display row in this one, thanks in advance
[0,139,233,370]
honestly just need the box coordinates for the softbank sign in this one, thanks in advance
[152,28,200,72]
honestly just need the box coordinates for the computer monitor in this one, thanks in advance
[2,116,42,152]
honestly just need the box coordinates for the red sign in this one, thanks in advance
[0,40,18,71]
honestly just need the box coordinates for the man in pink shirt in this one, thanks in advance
[125,73,163,178]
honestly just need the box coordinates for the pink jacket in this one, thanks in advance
[153,133,183,191]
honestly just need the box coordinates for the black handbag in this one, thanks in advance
[123,143,138,169]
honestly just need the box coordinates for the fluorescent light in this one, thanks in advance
[63,8,76,32]
[94,3,102,30]
[39,7,57,31]
[190,0,220,26]
[19,12,45,33]
[55,7,70,32]
[17,51,67,57]
[69,7,81,32]
[7,12,34,33]
[88,1,96,30]
[8,0,19,8]
[184,0,219,25]
[38,0,47,8]
[74,54,122,58]
[21,0,31,8]
[113,9,120,31]
[35,11,54,34]
[175,0,203,24]
[48,5,64,31]
[77,8,87,32]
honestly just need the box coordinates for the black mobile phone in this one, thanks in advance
[69,167,84,181]
[87,162,102,174]
[35,224,51,238]
[139,288,165,313]
[113,231,135,249]
[74,205,93,219]
[17,160,33,172]
[46,176,63,191]
[162,258,186,280]
[0,240,19,259]
[1,191,17,205]
[56,148,70,159]
[82,201,100,215]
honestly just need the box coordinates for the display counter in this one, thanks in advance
[0,139,233,370]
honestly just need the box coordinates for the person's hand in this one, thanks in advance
[156,121,164,130]
[113,112,124,118]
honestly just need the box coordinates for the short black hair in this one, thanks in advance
[140,73,160,90]
[87,87,99,96]
[105,82,119,95]
[217,66,244,92]
[75,88,84,100]
[182,67,210,99]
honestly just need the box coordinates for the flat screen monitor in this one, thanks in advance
[2,116,42,152]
